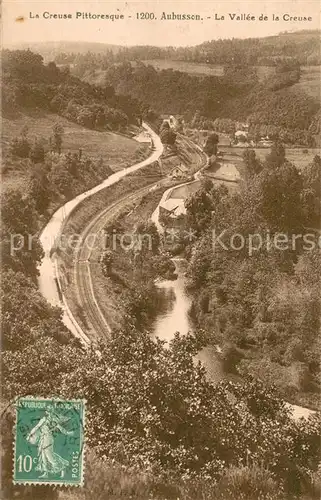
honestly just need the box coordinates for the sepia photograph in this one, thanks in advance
[1,0,321,498]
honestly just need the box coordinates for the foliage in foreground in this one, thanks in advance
[60,453,290,500]
[6,326,320,495]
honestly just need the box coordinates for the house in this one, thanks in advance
[235,130,248,139]
[170,163,189,179]
[159,199,186,218]
[133,131,152,144]
[234,141,251,148]
[258,139,273,148]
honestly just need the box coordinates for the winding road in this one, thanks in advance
[38,122,163,345]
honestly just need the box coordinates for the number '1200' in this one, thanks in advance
[136,12,156,20]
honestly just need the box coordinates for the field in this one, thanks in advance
[168,162,239,201]
[169,180,201,199]
[2,110,149,171]
[187,130,320,171]
[141,59,224,77]
[82,60,224,86]
[255,65,277,82]
[222,146,321,170]
[82,69,108,86]
[291,65,321,100]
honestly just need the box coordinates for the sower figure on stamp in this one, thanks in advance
[26,405,74,478]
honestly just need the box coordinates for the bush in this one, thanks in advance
[77,107,96,128]
[29,140,45,163]
[151,254,176,280]
[10,136,31,158]
[58,457,286,500]
[65,451,154,500]
[222,344,244,374]
[212,465,285,500]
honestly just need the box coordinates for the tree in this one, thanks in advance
[1,404,58,500]
[52,122,64,154]
[301,155,321,228]
[237,134,247,144]
[1,188,38,234]
[191,110,201,128]
[101,250,113,277]
[160,120,170,133]
[185,183,228,235]
[95,109,106,129]
[243,149,262,177]
[160,127,169,144]
[185,189,214,234]
[2,49,44,81]
[204,133,219,156]
[265,141,286,169]
[28,164,49,213]
[134,221,160,255]
[46,61,60,81]
[1,268,72,352]
[57,327,321,493]
[257,162,303,232]
[47,153,73,197]
[65,151,80,176]
[29,139,45,163]
[9,135,31,158]
[77,108,96,129]
[2,82,18,112]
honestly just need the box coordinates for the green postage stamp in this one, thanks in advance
[13,397,85,486]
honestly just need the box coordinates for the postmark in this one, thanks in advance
[13,397,85,486]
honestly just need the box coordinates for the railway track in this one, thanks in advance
[74,182,163,339]
[71,134,207,340]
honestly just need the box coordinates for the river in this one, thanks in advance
[151,163,315,420]
[152,258,224,384]
[151,158,240,382]
[152,257,315,420]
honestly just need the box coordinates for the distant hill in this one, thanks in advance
[82,58,319,147]
[4,41,124,62]
[197,30,321,66]
[6,29,321,65]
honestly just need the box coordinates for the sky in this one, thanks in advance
[2,0,321,48]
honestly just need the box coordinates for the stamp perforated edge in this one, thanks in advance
[12,396,86,487]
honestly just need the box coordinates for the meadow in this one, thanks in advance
[2,110,149,171]
[140,59,224,77]
[291,65,321,101]
[222,146,321,170]
[2,110,150,198]
[187,129,320,172]
[169,180,201,199]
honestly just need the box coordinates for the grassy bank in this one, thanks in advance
[2,110,150,193]
[88,185,171,330]
[59,450,321,500]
